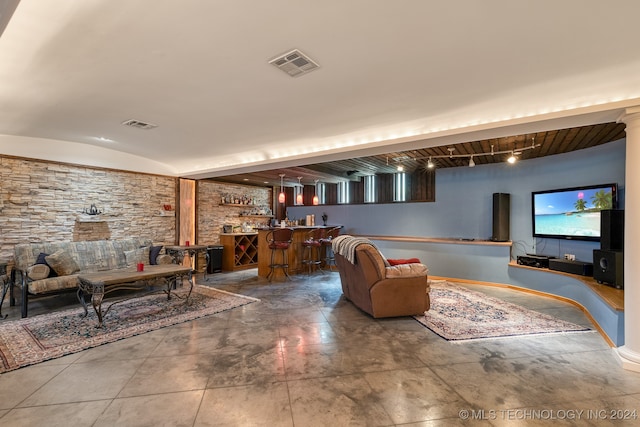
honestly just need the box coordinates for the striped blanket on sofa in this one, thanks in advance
[332,235,386,265]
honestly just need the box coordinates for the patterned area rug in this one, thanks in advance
[0,286,258,373]
[414,281,590,341]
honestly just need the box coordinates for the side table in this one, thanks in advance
[165,245,209,279]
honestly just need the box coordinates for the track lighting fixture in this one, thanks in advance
[419,138,538,169]
[427,157,435,169]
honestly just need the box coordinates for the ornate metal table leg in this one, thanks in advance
[0,274,9,320]
[9,268,17,307]
[167,248,185,266]
[188,249,196,272]
[91,282,105,327]
[77,287,89,318]
[185,270,194,301]
[203,250,210,281]
[164,275,173,300]
[78,277,106,326]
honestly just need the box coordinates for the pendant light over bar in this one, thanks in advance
[312,179,319,206]
[295,176,304,205]
[278,174,285,204]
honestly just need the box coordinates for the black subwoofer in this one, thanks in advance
[593,249,623,289]
[491,193,510,242]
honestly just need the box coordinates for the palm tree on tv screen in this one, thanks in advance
[591,190,613,210]
[574,198,587,212]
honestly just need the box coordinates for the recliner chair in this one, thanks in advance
[332,235,430,318]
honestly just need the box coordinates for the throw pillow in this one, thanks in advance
[35,252,58,277]
[385,263,428,278]
[27,264,51,280]
[125,247,150,267]
[45,250,80,276]
[386,258,421,266]
[149,245,163,265]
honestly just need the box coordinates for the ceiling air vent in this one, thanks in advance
[121,119,158,130]
[269,49,319,77]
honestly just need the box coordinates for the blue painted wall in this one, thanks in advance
[289,138,625,262]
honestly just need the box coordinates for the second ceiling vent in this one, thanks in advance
[121,119,158,130]
[269,49,319,78]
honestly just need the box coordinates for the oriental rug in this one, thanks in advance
[414,281,591,341]
[0,286,258,373]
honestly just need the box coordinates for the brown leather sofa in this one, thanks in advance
[333,236,430,318]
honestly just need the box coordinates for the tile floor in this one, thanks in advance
[1,270,640,426]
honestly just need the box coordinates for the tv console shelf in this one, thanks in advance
[508,261,624,346]
[509,261,623,311]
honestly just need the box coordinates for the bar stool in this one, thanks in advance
[320,226,342,271]
[301,228,325,275]
[266,227,294,282]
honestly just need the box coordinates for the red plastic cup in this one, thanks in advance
[185,241,190,246]
[137,262,144,272]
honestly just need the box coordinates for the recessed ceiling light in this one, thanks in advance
[243,178,249,181]
[95,137,114,143]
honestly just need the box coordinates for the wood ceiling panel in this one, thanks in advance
[602,122,626,142]
[560,127,584,153]
[537,130,556,157]
[207,122,626,187]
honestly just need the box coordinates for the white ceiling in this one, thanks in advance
[1,0,640,180]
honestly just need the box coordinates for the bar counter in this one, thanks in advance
[257,226,338,279]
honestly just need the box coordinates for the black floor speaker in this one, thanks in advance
[491,193,510,242]
[600,209,624,251]
[593,249,623,289]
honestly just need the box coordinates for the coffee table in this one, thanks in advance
[77,264,193,327]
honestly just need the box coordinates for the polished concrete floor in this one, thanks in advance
[1,270,640,426]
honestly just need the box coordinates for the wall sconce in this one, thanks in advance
[295,177,304,205]
[278,174,285,204]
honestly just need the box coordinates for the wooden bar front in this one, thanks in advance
[257,226,336,279]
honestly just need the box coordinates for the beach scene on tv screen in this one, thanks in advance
[534,187,614,237]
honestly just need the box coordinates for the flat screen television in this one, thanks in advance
[532,183,618,241]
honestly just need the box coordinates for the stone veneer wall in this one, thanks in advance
[197,180,272,245]
[0,155,177,262]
